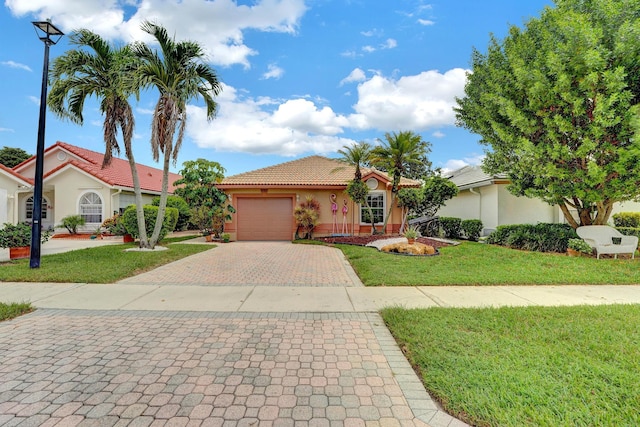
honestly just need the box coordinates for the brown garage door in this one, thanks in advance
[237,197,293,241]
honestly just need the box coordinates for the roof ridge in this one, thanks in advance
[225,154,333,179]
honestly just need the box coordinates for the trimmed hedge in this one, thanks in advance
[152,195,191,231]
[461,219,483,242]
[122,205,179,242]
[440,217,462,239]
[486,223,577,253]
[613,212,640,228]
[616,227,640,240]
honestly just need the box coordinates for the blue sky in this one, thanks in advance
[1,0,552,177]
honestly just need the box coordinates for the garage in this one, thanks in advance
[236,197,293,241]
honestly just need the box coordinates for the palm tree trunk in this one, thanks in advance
[149,147,171,248]
[127,154,150,249]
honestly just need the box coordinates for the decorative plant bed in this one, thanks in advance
[316,235,450,249]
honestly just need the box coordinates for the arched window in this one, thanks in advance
[79,192,103,224]
[26,196,47,220]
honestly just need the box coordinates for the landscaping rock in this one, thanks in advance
[381,242,436,255]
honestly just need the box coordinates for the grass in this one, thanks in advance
[0,302,33,321]
[337,241,640,285]
[381,304,640,427]
[0,237,213,283]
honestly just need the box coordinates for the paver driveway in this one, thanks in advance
[0,242,466,427]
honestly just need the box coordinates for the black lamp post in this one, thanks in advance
[30,20,63,268]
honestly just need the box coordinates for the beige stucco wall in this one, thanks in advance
[46,169,114,232]
[439,183,561,235]
[225,183,404,239]
[16,147,82,179]
[0,174,24,225]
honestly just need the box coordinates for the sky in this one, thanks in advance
[0,0,553,177]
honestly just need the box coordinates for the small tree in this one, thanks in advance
[59,215,86,234]
[420,176,459,217]
[294,196,320,239]
[0,147,30,168]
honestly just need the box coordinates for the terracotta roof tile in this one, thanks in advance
[0,163,32,185]
[218,155,421,188]
[41,141,181,193]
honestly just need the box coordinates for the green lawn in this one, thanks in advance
[338,241,640,285]
[0,302,33,321]
[381,304,640,427]
[0,238,213,283]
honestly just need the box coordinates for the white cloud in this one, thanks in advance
[6,0,307,68]
[432,130,445,138]
[0,128,15,132]
[349,68,469,131]
[339,68,366,86]
[1,61,32,72]
[382,38,397,49]
[418,19,435,26]
[362,45,376,53]
[185,84,355,156]
[28,96,40,106]
[262,63,284,80]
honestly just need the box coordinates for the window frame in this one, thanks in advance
[78,191,103,225]
[359,191,386,225]
[25,196,48,220]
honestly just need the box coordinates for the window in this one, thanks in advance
[79,192,103,224]
[26,196,47,220]
[360,192,385,224]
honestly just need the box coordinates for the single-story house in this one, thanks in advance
[2,141,181,233]
[217,155,421,241]
[437,165,640,235]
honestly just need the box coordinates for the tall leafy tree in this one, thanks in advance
[0,147,30,168]
[455,0,640,228]
[334,141,377,234]
[47,29,150,245]
[133,21,223,248]
[371,131,431,231]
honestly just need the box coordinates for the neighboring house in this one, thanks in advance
[2,141,181,233]
[217,155,421,241]
[438,165,640,235]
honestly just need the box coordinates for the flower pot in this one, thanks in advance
[123,233,135,243]
[567,248,581,257]
[407,238,416,244]
[9,246,30,260]
[205,234,213,242]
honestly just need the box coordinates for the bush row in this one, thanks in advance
[439,217,484,242]
[485,223,577,253]
[613,212,640,228]
[121,205,179,242]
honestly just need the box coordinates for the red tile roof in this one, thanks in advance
[218,155,421,188]
[20,141,181,193]
[0,163,32,185]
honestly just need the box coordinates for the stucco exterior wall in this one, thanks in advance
[0,174,23,225]
[497,185,559,230]
[47,169,113,232]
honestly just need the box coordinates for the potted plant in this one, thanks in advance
[567,238,592,257]
[403,225,420,244]
[0,222,51,259]
[222,233,230,243]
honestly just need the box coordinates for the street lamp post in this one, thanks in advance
[30,20,63,268]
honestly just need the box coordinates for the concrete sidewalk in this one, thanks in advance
[2,282,640,311]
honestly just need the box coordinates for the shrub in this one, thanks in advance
[101,213,127,235]
[0,222,51,248]
[612,212,640,228]
[440,217,462,239]
[486,223,577,253]
[294,196,320,239]
[121,205,179,242]
[461,219,483,241]
[59,215,85,234]
[152,195,191,231]
[568,238,593,254]
[616,227,640,241]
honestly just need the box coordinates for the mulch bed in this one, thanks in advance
[315,235,450,249]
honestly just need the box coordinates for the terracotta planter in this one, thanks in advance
[205,234,213,242]
[123,233,135,243]
[407,238,416,245]
[567,248,581,257]
[9,246,30,260]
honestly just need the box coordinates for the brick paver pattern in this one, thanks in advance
[118,242,360,287]
[0,310,430,427]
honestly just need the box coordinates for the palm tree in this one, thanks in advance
[371,131,431,232]
[48,29,150,245]
[132,21,223,248]
[334,141,377,234]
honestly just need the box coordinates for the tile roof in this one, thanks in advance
[218,155,421,188]
[445,165,508,189]
[40,141,181,193]
[0,163,32,185]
